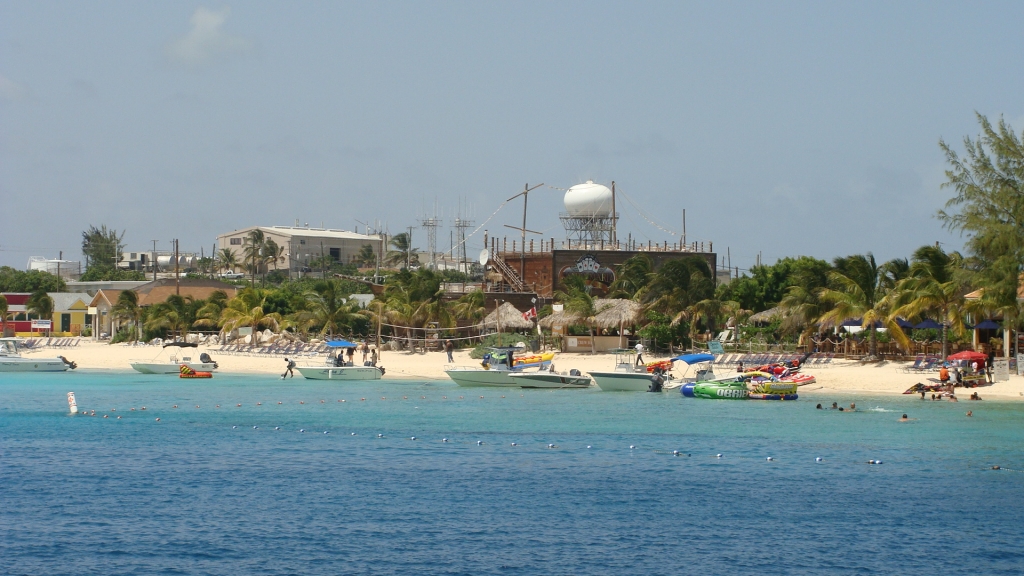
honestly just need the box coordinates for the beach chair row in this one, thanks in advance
[215,342,327,357]
[713,352,835,368]
[900,354,942,373]
[22,338,81,349]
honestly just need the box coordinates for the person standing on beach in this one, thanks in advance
[444,339,454,363]
[362,341,369,365]
[986,350,995,383]
[282,358,296,379]
[939,365,950,388]
[370,347,378,366]
[635,342,645,367]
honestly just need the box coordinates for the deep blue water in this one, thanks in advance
[2,371,1023,575]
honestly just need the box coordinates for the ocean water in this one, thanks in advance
[2,372,1023,575]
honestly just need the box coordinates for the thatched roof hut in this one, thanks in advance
[539,298,643,330]
[591,299,643,330]
[483,301,534,331]
[748,306,784,324]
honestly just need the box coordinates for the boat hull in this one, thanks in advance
[589,371,657,392]
[296,366,383,380]
[130,362,218,375]
[508,373,592,388]
[0,359,70,372]
[445,369,519,387]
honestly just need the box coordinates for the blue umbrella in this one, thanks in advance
[839,318,863,327]
[913,319,942,330]
[670,353,715,364]
[973,319,1001,330]
[895,318,914,329]
[325,339,358,348]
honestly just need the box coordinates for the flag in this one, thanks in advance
[522,307,537,320]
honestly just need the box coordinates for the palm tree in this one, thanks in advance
[261,238,285,285]
[26,290,54,336]
[0,294,8,336]
[193,290,230,331]
[242,229,266,287]
[298,280,360,336]
[452,289,487,325]
[640,257,716,318]
[215,248,239,275]
[608,254,653,299]
[145,295,200,340]
[111,290,143,341]
[817,253,908,358]
[219,288,283,336]
[384,232,418,268]
[678,297,742,343]
[356,244,376,268]
[892,245,968,358]
[554,275,600,354]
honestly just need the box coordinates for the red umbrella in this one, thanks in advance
[947,350,986,362]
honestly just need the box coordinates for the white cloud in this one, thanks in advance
[0,73,27,101]
[166,6,251,65]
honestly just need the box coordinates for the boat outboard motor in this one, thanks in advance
[569,369,581,376]
[378,366,386,376]
[648,368,665,392]
[58,355,77,370]
[199,352,218,368]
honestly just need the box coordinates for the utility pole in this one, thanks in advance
[57,251,61,281]
[321,241,326,280]
[151,240,158,281]
[407,226,414,269]
[610,181,617,246]
[174,239,180,295]
[682,210,686,249]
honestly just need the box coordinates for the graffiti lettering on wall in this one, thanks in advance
[559,254,615,295]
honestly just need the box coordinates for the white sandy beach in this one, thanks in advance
[23,341,1024,400]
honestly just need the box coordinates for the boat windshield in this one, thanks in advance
[0,339,20,355]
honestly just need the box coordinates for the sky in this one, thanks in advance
[2,1,1023,274]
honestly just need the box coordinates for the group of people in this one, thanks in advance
[938,353,995,390]
[816,402,857,412]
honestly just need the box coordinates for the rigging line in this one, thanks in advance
[620,205,655,242]
[616,189,679,237]
[438,196,514,258]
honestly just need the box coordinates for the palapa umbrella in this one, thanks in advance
[913,319,943,330]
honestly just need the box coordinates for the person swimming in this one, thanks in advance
[831,402,838,410]
[899,414,910,422]
[816,404,823,409]
[966,411,973,417]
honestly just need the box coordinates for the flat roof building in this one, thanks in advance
[216,226,384,275]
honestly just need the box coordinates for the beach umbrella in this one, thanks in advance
[670,353,715,364]
[325,339,358,348]
[947,350,986,362]
[972,319,1001,330]
[913,319,942,330]
[483,302,534,330]
[895,318,914,329]
[839,318,863,327]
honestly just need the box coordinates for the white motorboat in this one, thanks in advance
[508,371,592,388]
[0,338,75,372]
[296,365,383,380]
[445,347,555,388]
[589,348,671,392]
[130,342,218,374]
[296,340,383,380]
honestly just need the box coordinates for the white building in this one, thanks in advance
[216,226,384,275]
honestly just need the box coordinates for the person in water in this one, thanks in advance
[816,404,823,409]
[966,410,973,417]
[282,357,296,378]
[899,414,910,422]
[831,402,839,410]
[849,403,856,411]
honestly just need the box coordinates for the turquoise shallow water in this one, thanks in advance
[2,371,1023,575]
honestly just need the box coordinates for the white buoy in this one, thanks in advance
[477,440,483,445]
[411,436,416,441]
[673,450,680,456]
[67,392,78,414]
[510,442,517,447]
[378,433,384,438]
[442,438,448,442]
[586,445,592,449]
[815,457,823,462]
[300,429,305,433]
[351,432,356,436]
[232,425,237,429]
[766,457,773,461]
[253,426,258,429]
[716,454,723,458]
[547,443,555,448]
[275,427,280,430]
[324,431,329,434]
[630,445,636,450]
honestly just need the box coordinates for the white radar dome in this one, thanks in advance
[563,181,613,218]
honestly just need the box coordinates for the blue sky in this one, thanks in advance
[2,1,1022,272]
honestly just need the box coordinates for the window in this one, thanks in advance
[230,238,242,246]
[329,247,341,261]
[299,239,306,245]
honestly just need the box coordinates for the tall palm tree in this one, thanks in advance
[261,238,285,285]
[892,245,968,358]
[193,290,230,331]
[817,253,908,358]
[356,244,376,268]
[384,232,418,268]
[26,290,54,336]
[452,289,487,325]
[216,248,239,275]
[242,229,266,287]
[111,290,143,341]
